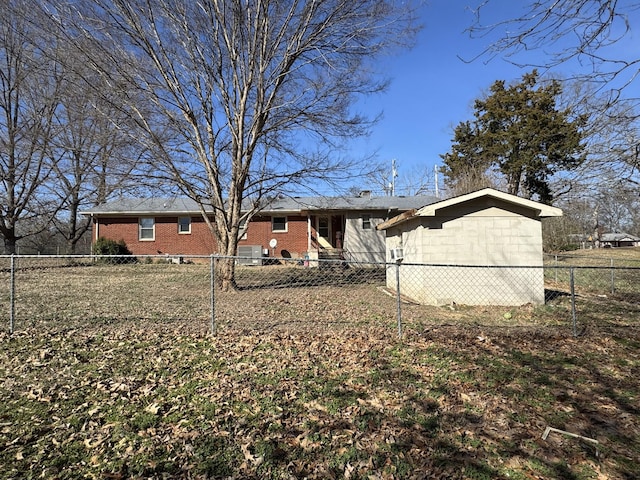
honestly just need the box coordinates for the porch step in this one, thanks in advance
[318,248,343,260]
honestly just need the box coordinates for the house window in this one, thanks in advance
[362,214,372,230]
[178,216,191,234]
[318,217,329,238]
[272,216,287,232]
[239,218,248,240]
[139,217,155,241]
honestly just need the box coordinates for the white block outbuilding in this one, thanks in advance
[377,188,563,306]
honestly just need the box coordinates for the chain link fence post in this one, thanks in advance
[9,254,15,335]
[570,267,577,337]
[395,260,402,339]
[610,258,615,294]
[210,254,215,335]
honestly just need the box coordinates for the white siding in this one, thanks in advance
[344,212,388,263]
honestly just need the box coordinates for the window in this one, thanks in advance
[318,217,329,238]
[272,216,287,232]
[178,216,191,234]
[361,214,371,230]
[239,218,248,240]
[139,217,155,241]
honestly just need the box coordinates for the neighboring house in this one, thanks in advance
[377,188,563,306]
[568,232,640,249]
[597,233,640,248]
[81,192,436,263]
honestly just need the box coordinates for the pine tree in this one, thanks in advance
[442,71,586,203]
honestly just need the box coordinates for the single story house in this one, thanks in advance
[597,232,640,248]
[81,192,437,264]
[568,232,640,249]
[377,188,563,306]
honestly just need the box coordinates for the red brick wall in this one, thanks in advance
[94,216,215,255]
[239,215,310,258]
[93,214,312,257]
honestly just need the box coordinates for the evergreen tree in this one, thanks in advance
[442,71,586,203]
[440,121,495,196]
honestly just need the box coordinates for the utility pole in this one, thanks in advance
[434,165,439,198]
[391,159,398,196]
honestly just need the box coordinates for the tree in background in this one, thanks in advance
[0,2,64,254]
[46,54,148,254]
[441,71,586,203]
[52,0,420,289]
[468,1,640,187]
[440,120,498,197]
[539,77,640,248]
[469,1,639,110]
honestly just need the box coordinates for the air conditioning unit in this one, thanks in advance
[237,245,263,265]
[390,247,404,261]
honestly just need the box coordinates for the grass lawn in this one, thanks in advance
[1,316,639,479]
[0,254,639,478]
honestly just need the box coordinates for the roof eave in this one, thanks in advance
[376,209,418,230]
[416,188,563,218]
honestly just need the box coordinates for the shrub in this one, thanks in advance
[558,243,580,252]
[93,237,136,263]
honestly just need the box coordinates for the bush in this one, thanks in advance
[558,243,581,252]
[93,237,136,263]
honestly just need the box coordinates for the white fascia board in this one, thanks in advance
[416,188,563,218]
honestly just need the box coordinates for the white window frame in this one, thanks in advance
[139,217,155,241]
[272,216,288,233]
[239,218,248,240]
[361,214,372,230]
[178,216,191,234]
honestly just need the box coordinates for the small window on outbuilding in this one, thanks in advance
[139,217,155,241]
[272,216,287,232]
[178,216,191,234]
[361,214,372,230]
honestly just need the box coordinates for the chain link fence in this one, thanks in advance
[1,254,639,337]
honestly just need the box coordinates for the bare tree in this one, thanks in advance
[361,159,436,197]
[46,54,149,254]
[549,76,639,195]
[52,0,419,288]
[468,1,639,107]
[0,1,64,254]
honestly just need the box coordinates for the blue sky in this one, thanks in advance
[348,1,639,194]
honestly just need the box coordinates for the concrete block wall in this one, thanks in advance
[419,212,543,267]
[385,206,547,306]
[410,266,545,306]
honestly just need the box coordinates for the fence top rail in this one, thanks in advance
[2,254,640,270]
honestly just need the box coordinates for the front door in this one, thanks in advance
[317,216,332,249]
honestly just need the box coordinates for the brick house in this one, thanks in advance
[81,193,436,263]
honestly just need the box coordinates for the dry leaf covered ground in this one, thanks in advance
[0,260,639,479]
[1,321,639,478]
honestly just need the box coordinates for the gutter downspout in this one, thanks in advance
[307,214,312,253]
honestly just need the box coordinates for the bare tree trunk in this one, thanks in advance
[53,0,419,288]
[2,233,17,255]
[0,2,65,253]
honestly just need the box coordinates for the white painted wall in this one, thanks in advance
[385,203,547,306]
[344,212,388,263]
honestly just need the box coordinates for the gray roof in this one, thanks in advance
[81,194,439,216]
[600,233,640,242]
